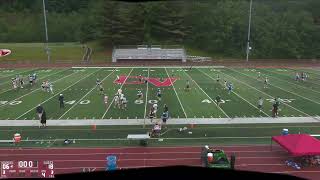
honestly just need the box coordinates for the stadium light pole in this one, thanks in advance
[42,0,50,63]
[246,0,253,62]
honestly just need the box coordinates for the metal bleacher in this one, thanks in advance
[112,45,187,62]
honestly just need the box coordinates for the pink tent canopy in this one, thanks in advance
[272,134,320,156]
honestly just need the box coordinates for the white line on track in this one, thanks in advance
[226,68,315,119]
[101,68,133,119]
[15,69,100,120]
[58,69,115,120]
[165,68,187,118]
[182,68,229,118]
[198,68,270,117]
[143,68,150,119]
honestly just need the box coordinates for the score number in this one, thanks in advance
[18,161,37,168]
[1,161,14,177]
[41,161,54,178]
[2,163,10,170]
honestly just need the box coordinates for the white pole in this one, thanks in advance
[246,0,253,62]
[42,0,50,63]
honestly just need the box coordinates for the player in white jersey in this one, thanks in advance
[258,72,261,79]
[121,96,127,110]
[224,81,228,89]
[117,88,122,95]
[114,95,120,108]
[45,81,50,92]
[295,72,300,81]
[48,81,54,94]
[257,97,264,112]
[153,103,158,114]
[12,78,17,90]
[103,94,108,108]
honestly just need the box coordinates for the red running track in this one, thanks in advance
[0,145,319,180]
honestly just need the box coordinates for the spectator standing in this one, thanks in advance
[59,94,64,109]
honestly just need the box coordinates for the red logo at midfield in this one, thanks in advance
[114,75,179,87]
[0,49,11,57]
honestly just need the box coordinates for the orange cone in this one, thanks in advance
[92,124,96,131]
[189,124,195,128]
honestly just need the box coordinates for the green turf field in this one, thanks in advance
[1,123,320,147]
[1,66,320,147]
[0,67,320,120]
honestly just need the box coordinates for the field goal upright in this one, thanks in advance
[112,45,187,63]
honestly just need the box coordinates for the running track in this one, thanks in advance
[0,145,319,180]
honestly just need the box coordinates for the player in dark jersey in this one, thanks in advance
[99,84,104,95]
[96,79,101,90]
[156,88,162,101]
[185,80,190,91]
[149,107,155,122]
[137,90,143,100]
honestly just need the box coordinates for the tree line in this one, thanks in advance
[0,0,319,59]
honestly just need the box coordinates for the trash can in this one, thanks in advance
[106,155,117,171]
[282,129,289,135]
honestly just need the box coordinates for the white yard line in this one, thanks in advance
[164,68,188,118]
[182,68,229,118]
[198,68,270,117]
[72,66,225,69]
[101,68,134,119]
[58,69,115,120]
[263,69,320,94]
[227,68,315,118]
[143,68,150,118]
[15,69,100,120]
[0,69,71,108]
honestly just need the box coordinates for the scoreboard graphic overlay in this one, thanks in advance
[1,161,54,178]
